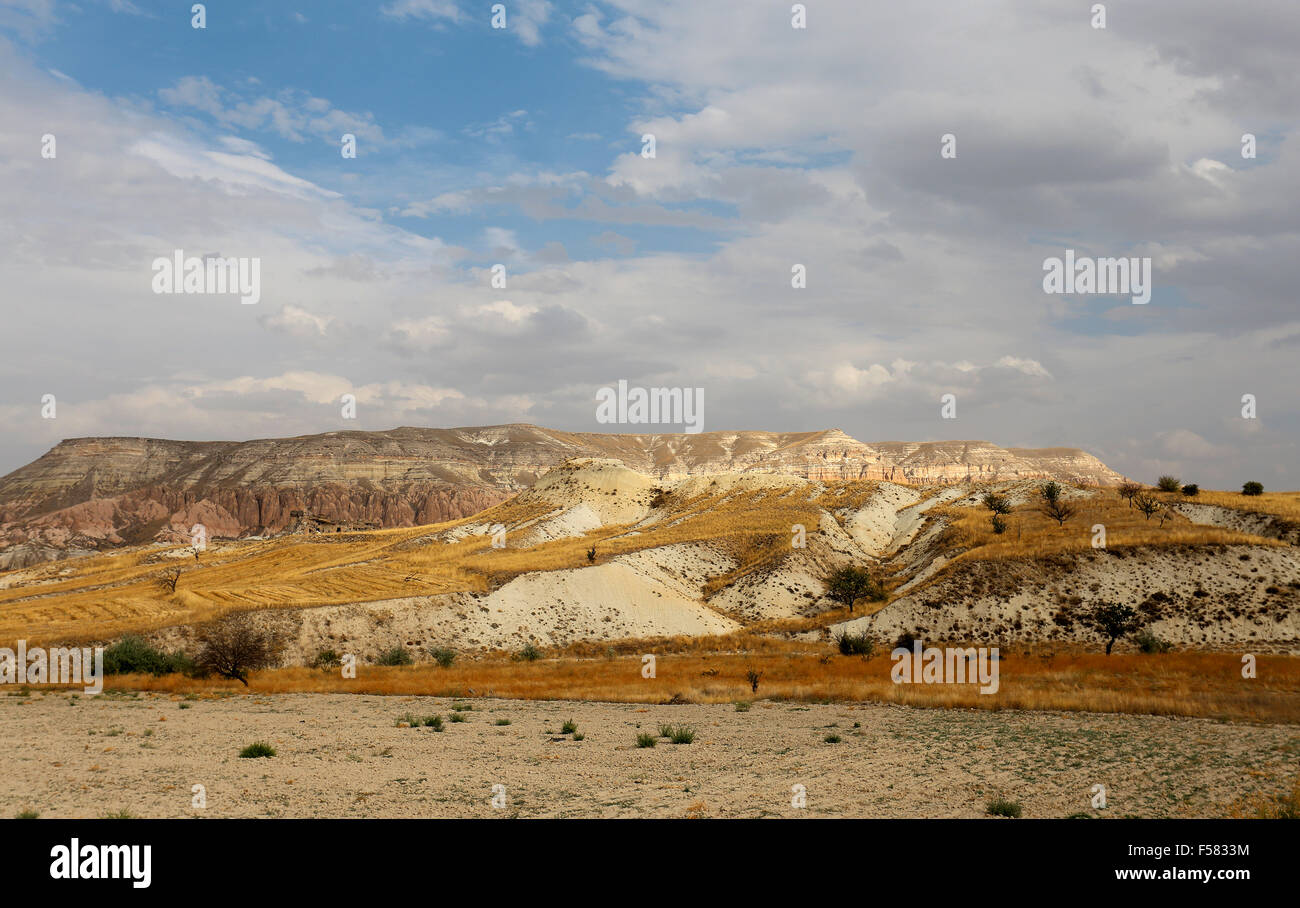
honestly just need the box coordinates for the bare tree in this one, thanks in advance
[193,613,283,686]
[1134,492,1161,521]
[1117,483,1141,508]
[1040,497,1076,527]
[156,567,182,594]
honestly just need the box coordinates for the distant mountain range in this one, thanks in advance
[0,424,1126,568]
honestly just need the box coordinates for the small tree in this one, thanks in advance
[982,492,1012,515]
[193,613,282,686]
[1117,482,1141,508]
[824,565,881,614]
[1181,483,1199,497]
[991,514,1008,535]
[1242,481,1264,496]
[1133,492,1161,521]
[1156,475,1182,493]
[1039,484,1075,527]
[745,668,762,693]
[1086,601,1144,655]
[156,567,182,594]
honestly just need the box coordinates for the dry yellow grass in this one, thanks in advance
[1194,489,1300,522]
[936,486,1283,565]
[59,650,1300,724]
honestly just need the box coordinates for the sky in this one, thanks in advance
[0,0,1297,489]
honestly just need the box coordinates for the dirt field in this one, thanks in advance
[2,690,1295,818]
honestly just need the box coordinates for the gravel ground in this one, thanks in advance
[1,690,1295,818]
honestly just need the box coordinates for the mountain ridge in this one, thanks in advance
[0,423,1128,568]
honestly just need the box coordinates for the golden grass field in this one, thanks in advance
[52,649,1300,724]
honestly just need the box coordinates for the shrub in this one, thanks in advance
[495,718,511,726]
[427,715,444,732]
[658,724,674,738]
[310,648,341,671]
[1243,481,1264,496]
[1181,484,1199,497]
[824,733,842,744]
[894,631,920,651]
[668,726,696,745]
[14,809,39,819]
[429,646,456,668]
[449,712,466,723]
[560,719,578,735]
[376,646,412,666]
[1134,630,1172,654]
[636,733,657,748]
[239,742,276,759]
[986,798,1022,818]
[572,732,585,741]
[102,635,192,676]
[1039,481,1062,504]
[746,668,762,693]
[836,631,875,657]
[516,642,542,662]
[193,613,282,686]
[1156,475,1182,493]
[982,492,1012,515]
[991,514,1007,535]
[734,701,752,712]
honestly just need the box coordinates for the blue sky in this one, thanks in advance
[1,0,1298,489]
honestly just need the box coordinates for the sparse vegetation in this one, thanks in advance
[517,642,542,662]
[560,718,578,735]
[636,733,656,748]
[1134,630,1172,654]
[14,809,39,819]
[239,741,276,759]
[1039,482,1076,527]
[836,631,875,657]
[746,668,762,693]
[823,733,841,744]
[155,567,181,594]
[986,798,1022,818]
[668,725,696,744]
[310,648,342,671]
[376,646,413,666]
[429,646,456,668]
[1117,482,1141,507]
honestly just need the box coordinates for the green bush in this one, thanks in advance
[1134,630,1172,654]
[375,646,412,666]
[310,648,342,670]
[429,646,456,668]
[1243,481,1264,496]
[516,642,542,662]
[836,631,875,657]
[1181,484,1199,497]
[635,733,657,748]
[239,742,276,759]
[102,635,192,676]
[824,733,842,744]
[1156,475,1182,493]
[560,719,577,735]
[668,725,695,745]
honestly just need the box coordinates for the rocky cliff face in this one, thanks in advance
[0,424,1126,566]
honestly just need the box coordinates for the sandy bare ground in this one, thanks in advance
[1,691,1294,819]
